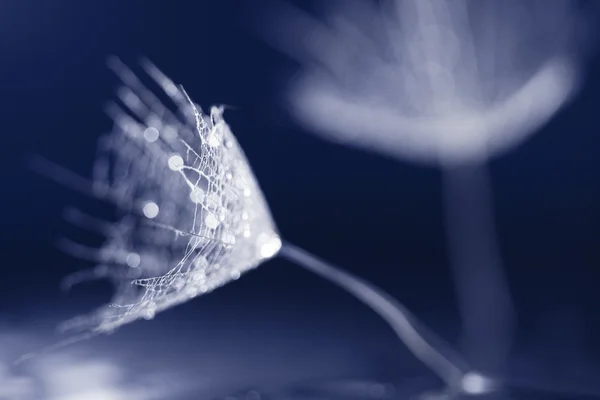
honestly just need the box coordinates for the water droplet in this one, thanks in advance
[173,278,185,291]
[168,154,184,171]
[207,132,221,147]
[193,256,208,269]
[259,234,282,259]
[142,202,159,219]
[143,302,157,320]
[205,213,220,229]
[187,287,199,298]
[191,270,206,283]
[189,187,205,204]
[461,371,494,395]
[143,127,159,142]
[222,231,236,246]
[126,252,141,268]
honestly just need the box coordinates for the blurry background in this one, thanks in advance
[1,0,600,398]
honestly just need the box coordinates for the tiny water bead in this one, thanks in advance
[189,187,205,204]
[204,213,220,229]
[142,201,159,219]
[207,129,221,147]
[143,127,159,143]
[173,278,186,291]
[186,287,199,298]
[193,255,209,269]
[258,233,282,259]
[460,371,495,395]
[190,269,206,284]
[167,154,184,171]
[221,231,236,246]
[125,252,141,268]
[142,302,157,320]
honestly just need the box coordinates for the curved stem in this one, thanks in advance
[442,162,515,378]
[279,241,467,389]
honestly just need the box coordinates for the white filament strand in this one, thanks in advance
[279,241,467,390]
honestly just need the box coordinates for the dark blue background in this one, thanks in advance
[1,0,600,393]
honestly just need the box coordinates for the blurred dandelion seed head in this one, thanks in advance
[266,0,588,165]
[61,58,279,335]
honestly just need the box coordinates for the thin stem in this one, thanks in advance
[279,241,467,390]
[442,162,515,378]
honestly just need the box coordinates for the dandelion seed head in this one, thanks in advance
[266,0,588,165]
[59,59,279,335]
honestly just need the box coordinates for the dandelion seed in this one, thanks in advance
[265,0,586,165]
[22,59,466,387]
[262,0,592,394]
